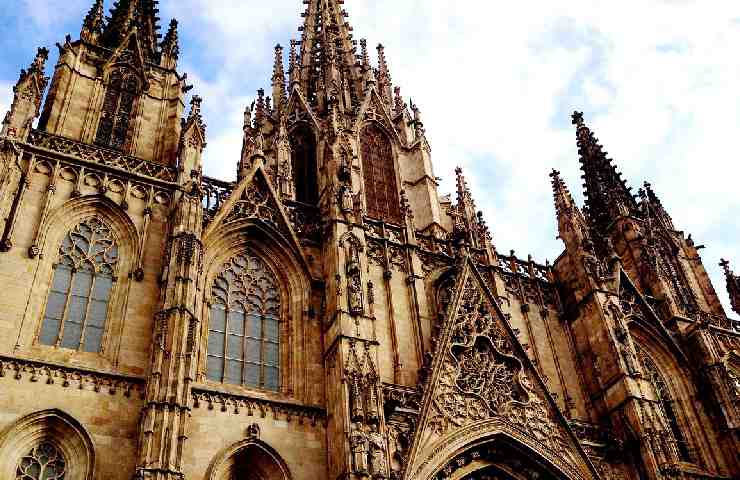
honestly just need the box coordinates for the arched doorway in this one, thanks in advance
[207,439,291,480]
[433,441,563,480]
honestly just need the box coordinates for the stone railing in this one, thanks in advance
[27,130,178,183]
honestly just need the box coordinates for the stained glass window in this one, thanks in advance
[638,348,695,463]
[361,124,401,224]
[39,218,118,353]
[207,251,281,391]
[16,442,66,480]
[95,67,139,150]
[290,125,318,204]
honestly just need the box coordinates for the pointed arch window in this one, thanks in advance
[207,251,281,391]
[638,348,695,463]
[361,124,401,224]
[95,67,139,150]
[39,218,118,353]
[16,442,66,480]
[290,125,318,204]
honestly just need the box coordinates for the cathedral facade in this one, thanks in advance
[0,1,738,479]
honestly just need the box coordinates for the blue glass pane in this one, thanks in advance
[51,266,72,293]
[227,310,244,335]
[246,314,261,338]
[207,331,224,356]
[245,338,260,363]
[44,291,67,320]
[71,271,93,296]
[60,321,82,349]
[39,318,61,345]
[227,335,243,360]
[210,307,226,332]
[87,299,108,327]
[66,297,88,323]
[224,359,242,384]
[264,318,279,342]
[206,356,222,381]
[264,366,279,391]
[82,325,104,352]
[265,342,279,367]
[244,363,260,387]
[91,276,113,300]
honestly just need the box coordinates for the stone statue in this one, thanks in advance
[350,424,369,474]
[368,423,388,478]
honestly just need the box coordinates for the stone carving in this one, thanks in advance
[368,423,388,478]
[351,424,370,474]
[343,233,364,316]
[421,264,580,478]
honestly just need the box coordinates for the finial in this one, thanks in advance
[393,86,404,116]
[571,111,585,128]
[255,89,266,124]
[160,19,180,66]
[32,47,49,72]
[243,105,252,131]
[360,39,369,67]
[81,0,105,42]
[289,39,300,85]
[720,258,732,276]
[190,95,202,115]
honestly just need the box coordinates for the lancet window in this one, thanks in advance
[290,125,318,204]
[15,442,66,480]
[95,67,139,150]
[39,218,118,353]
[207,251,281,391]
[638,348,694,463]
[361,124,401,224]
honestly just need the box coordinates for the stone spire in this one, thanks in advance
[721,259,740,316]
[100,0,161,61]
[572,111,637,235]
[159,18,179,69]
[272,44,287,113]
[288,39,300,86]
[550,169,591,245]
[449,167,494,255]
[1,48,50,140]
[296,0,361,111]
[81,0,105,43]
[376,43,392,105]
[639,181,675,231]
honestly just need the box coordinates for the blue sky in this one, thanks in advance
[1,0,738,316]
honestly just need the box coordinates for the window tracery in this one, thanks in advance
[95,67,139,150]
[207,251,281,391]
[15,442,66,480]
[637,347,694,463]
[361,124,401,224]
[39,218,118,353]
[290,125,318,204]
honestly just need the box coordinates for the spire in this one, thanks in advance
[720,259,740,316]
[296,0,360,110]
[572,111,637,234]
[159,18,179,69]
[288,39,300,86]
[550,169,590,242]
[639,181,675,231]
[448,167,494,254]
[272,44,287,113]
[1,48,50,140]
[376,43,392,105]
[81,0,105,43]
[101,0,161,61]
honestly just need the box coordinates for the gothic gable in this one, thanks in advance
[286,86,320,131]
[405,255,597,480]
[203,160,310,272]
[354,87,400,145]
[102,30,148,87]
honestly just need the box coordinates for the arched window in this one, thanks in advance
[656,237,697,313]
[361,124,401,224]
[290,125,318,204]
[16,442,66,479]
[38,218,118,353]
[95,67,139,150]
[638,348,694,463]
[207,251,281,391]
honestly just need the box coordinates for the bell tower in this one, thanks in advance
[37,0,186,165]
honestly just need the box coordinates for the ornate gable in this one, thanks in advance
[102,30,148,86]
[203,160,310,272]
[285,87,320,131]
[405,255,597,480]
[354,87,400,144]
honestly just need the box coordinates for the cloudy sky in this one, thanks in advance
[1,0,738,315]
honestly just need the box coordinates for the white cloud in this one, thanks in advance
[72,0,740,315]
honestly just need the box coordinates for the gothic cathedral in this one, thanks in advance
[0,1,738,479]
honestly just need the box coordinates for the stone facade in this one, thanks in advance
[0,1,738,479]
